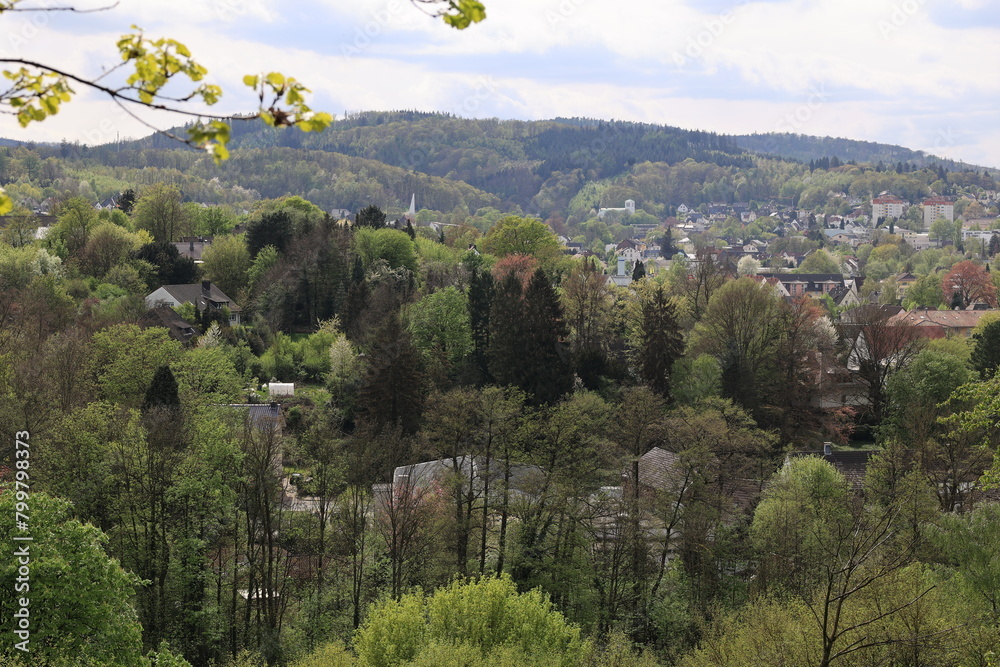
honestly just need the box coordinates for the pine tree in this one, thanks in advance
[357,313,425,434]
[355,204,387,229]
[143,365,180,412]
[632,283,683,398]
[468,267,494,384]
[631,260,646,281]
[488,269,572,405]
[971,319,1000,379]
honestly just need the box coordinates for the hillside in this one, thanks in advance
[732,132,993,172]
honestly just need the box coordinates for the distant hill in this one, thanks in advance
[732,132,994,172]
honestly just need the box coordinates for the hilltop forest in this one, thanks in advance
[2,114,1000,667]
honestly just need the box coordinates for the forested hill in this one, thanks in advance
[120,112,755,209]
[732,132,991,172]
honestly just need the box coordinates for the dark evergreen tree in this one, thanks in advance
[117,188,137,215]
[468,267,494,384]
[989,233,1000,258]
[488,269,572,405]
[404,220,416,240]
[631,260,646,281]
[971,319,1000,379]
[245,210,294,257]
[355,204,387,229]
[889,219,895,235]
[660,228,676,258]
[133,242,198,286]
[356,313,425,435]
[143,365,180,412]
[633,283,684,398]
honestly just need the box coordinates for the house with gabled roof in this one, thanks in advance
[138,305,198,344]
[145,280,242,325]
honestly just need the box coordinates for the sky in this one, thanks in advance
[0,0,997,167]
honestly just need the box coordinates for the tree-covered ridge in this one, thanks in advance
[733,131,994,173]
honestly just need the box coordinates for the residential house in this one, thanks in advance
[895,272,918,298]
[757,272,846,299]
[145,280,243,325]
[889,309,996,339]
[615,239,644,262]
[173,236,213,263]
[138,305,198,344]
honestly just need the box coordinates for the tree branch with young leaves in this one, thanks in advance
[0,0,485,212]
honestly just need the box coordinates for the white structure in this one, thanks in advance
[872,193,905,222]
[923,197,954,227]
[598,199,635,219]
[267,382,295,397]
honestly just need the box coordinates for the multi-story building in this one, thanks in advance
[872,193,905,222]
[922,197,954,227]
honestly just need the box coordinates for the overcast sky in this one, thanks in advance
[1,0,996,167]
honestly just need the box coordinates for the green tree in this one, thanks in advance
[133,183,189,243]
[354,576,586,667]
[489,268,572,405]
[355,204,388,229]
[201,234,251,300]
[354,227,418,273]
[971,317,1000,379]
[690,277,784,415]
[245,210,294,257]
[902,271,944,309]
[49,196,98,258]
[0,489,146,666]
[405,286,472,385]
[90,324,183,407]
[629,280,684,399]
[794,249,840,274]
[481,215,562,265]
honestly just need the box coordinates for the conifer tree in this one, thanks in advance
[468,267,494,384]
[632,282,683,398]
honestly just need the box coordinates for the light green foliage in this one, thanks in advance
[934,503,1000,618]
[887,348,971,414]
[902,271,945,309]
[0,490,145,666]
[89,324,183,406]
[260,328,339,383]
[795,249,840,274]
[49,196,98,257]
[170,346,244,410]
[670,354,721,404]
[201,234,251,300]
[291,642,357,667]
[406,286,473,369]
[481,216,561,264]
[133,183,189,243]
[354,227,418,273]
[246,244,279,293]
[750,457,852,594]
[354,576,586,667]
[0,244,62,288]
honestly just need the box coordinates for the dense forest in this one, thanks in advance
[1,114,1000,666]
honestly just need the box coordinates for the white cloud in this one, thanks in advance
[0,0,995,167]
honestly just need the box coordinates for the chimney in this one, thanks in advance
[202,280,211,296]
[618,256,626,276]
[823,442,833,456]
